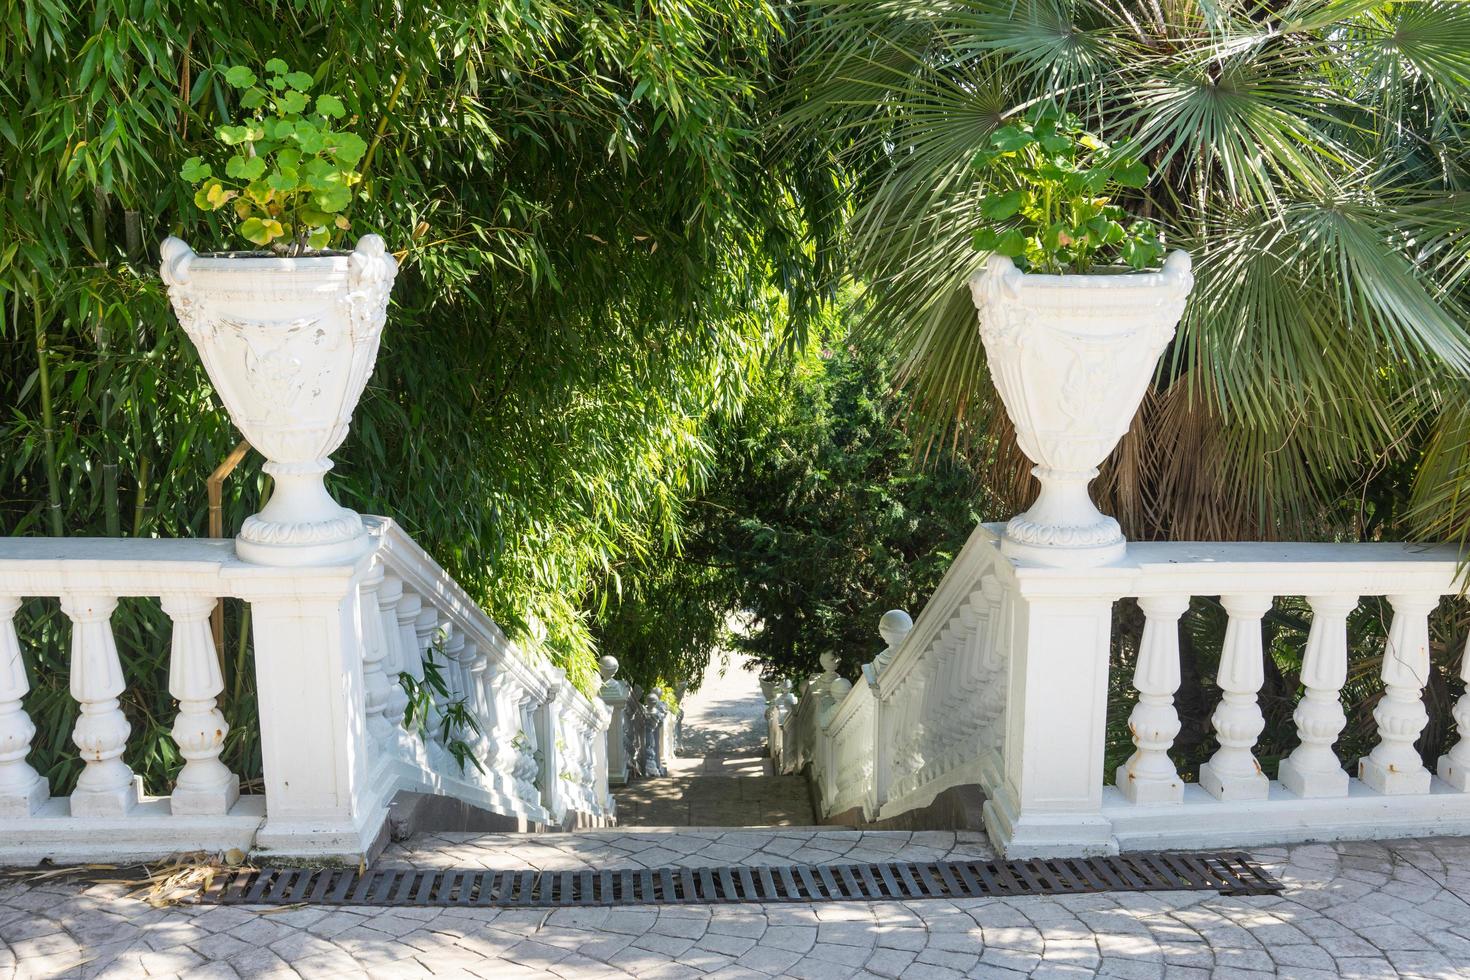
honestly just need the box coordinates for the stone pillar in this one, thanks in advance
[227,563,382,859]
[598,656,630,785]
[984,590,1115,857]
[872,609,913,673]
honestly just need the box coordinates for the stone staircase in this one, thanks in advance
[611,752,814,828]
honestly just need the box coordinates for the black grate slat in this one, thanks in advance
[195,851,1281,908]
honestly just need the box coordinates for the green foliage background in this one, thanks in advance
[0,0,830,793]
[595,310,991,691]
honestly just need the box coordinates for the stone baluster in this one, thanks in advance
[462,639,489,751]
[443,628,466,713]
[960,593,987,699]
[0,597,47,816]
[935,620,961,721]
[1279,594,1356,798]
[1117,594,1190,804]
[1360,593,1437,795]
[376,573,410,739]
[161,594,239,815]
[516,693,541,800]
[977,577,1007,756]
[61,594,137,816]
[394,591,435,768]
[414,607,441,675]
[946,599,986,761]
[1199,594,1272,801]
[413,607,446,759]
[1436,633,1470,790]
[356,562,396,750]
[394,591,426,692]
[476,656,509,775]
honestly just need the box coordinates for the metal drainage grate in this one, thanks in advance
[196,852,1280,908]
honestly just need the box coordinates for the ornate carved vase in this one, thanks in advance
[160,236,398,565]
[968,251,1193,567]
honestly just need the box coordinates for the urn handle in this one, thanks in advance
[1160,249,1193,298]
[160,237,197,288]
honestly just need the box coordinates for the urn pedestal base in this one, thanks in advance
[999,467,1127,568]
[235,465,371,567]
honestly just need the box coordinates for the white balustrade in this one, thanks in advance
[780,524,1470,858]
[0,518,613,865]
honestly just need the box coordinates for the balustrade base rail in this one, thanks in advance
[194,851,1281,908]
[0,796,265,866]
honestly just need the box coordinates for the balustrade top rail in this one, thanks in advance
[1010,536,1465,595]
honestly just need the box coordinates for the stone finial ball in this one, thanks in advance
[879,609,913,648]
[598,655,619,681]
[818,651,838,673]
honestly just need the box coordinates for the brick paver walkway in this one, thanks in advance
[3,833,1469,978]
[382,829,995,871]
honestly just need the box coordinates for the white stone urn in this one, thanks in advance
[968,251,1193,567]
[160,235,398,565]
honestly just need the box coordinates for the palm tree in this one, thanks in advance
[778,0,1470,543]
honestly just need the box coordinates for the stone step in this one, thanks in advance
[613,751,814,827]
[381,828,996,871]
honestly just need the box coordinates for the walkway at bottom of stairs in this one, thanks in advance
[3,832,1469,979]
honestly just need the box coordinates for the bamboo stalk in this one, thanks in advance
[232,605,252,709]
[93,187,120,537]
[208,440,251,653]
[359,70,410,189]
[33,294,63,537]
[132,455,150,536]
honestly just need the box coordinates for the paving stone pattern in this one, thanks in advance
[382,829,997,871]
[675,654,770,756]
[5,834,1470,978]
